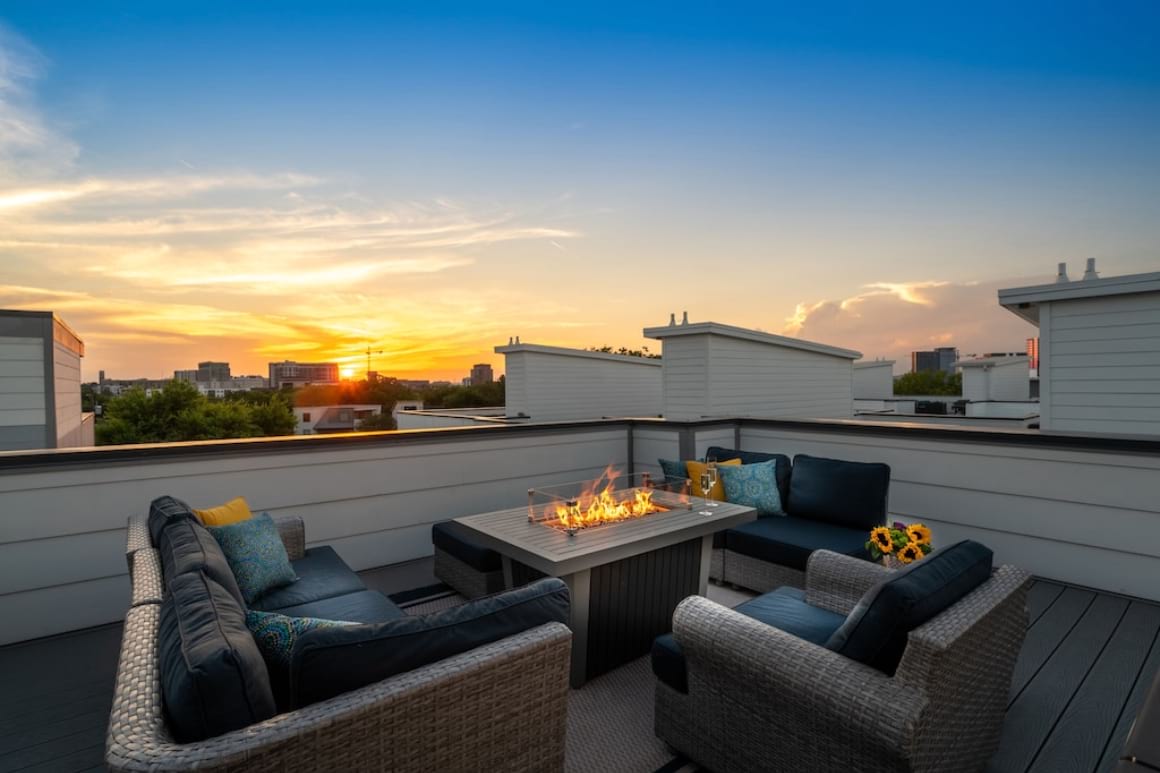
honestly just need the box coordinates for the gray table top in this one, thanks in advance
[454,488,756,577]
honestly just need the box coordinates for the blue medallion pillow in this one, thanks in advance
[719,460,785,516]
[658,458,690,485]
[208,513,298,604]
[246,609,355,710]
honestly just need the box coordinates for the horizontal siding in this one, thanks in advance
[1046,294,1160,435]
[632,426,681,477]
[0,337,46,440]
[514,352,661,421]
[738,425,1160,601]
[0,427,630,644]
[707,336,853,419]
[661,337,708,420]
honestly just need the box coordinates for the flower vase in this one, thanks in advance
[881,555,902,570]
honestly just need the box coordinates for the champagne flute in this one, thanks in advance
[698,471,714,515]
[705,459,720,508]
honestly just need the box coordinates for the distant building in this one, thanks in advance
[173,369,198,382]
[0,310,92,450]
[196,361,231,382]
[469,363,494,385]
[99,378,170,396]
[268,361,339,389]
[398,379,430,389]
[294,404,381,434]
[194,376,268,397]
[1026,337,1039,370]
[911,347,959,373]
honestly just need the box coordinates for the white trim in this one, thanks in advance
[999,271,1160,324]
[642,321,861,360]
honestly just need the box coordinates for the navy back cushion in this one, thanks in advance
[787,454,890,529]
[706,446,792,507]
[825,540,994,674]
[290,577,570,707]
[157,517,246,607]
[158,571,277,742]
[147,495,197,546]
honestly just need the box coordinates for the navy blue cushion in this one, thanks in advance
[432,520,502,572]
[147,495,197,546]
[725,516,869,570]
[652,587,845,693]
[250,546,366,611]
[158,517,245,607]
[706,447,792,509]
[158,571,276,742]
[289,577,570,707]
[826,540,994,674]
[271,589,406,624]
[787,454,890,530]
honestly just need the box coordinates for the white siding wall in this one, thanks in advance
[1044,293,1160,435]
[0,336,47,449]
[706,336,853,418]
[989,360,1030,401]
[962,368,990,402]
[659,336,710,420]
[853,363,894,399]
[0,426,630,644]
[502,349,662,421]
[734,424,1160,601]
[631,426,681,479]
[53,341,83,447]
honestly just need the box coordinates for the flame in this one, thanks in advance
[546,465,666,531]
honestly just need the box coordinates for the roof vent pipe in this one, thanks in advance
[1083,257,1100,281]
[1055,262,1069,283]
[681,311,689,325]
[669,313,676,326]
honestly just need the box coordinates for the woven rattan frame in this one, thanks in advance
[130,549,164,607]
[126,514,151,575]
[655,552,1031,773]
[434,546,505,599]
[719,548,806,591]
[273,516,305,561]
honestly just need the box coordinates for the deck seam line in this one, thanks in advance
[1008,592,1097,709]
[1091,620,1160,769]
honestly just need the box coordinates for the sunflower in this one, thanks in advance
[897,542,924,564]
[906,523,932,546]
[870,526,895,553]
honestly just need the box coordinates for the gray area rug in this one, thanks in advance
[400,582,754,772]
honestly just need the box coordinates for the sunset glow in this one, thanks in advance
[2,5,1157,380]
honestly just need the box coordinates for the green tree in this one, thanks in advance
[421,378,505,409]
[95,380,297,445]
[893,370,962,396]
[587,345,660,359]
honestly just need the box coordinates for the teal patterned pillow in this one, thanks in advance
[208,513,298,604]
[245,610,355,667]
[719,460,785,516]
[658,458,690,484]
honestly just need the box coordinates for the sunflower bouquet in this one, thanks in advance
[867,522,933,567]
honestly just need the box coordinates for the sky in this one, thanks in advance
[1,2,1158,380]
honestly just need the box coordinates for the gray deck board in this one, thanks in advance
[1,573,1156,773]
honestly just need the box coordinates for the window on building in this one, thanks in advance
[302,412,311,422]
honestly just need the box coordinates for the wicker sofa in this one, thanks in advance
[655,548,1031,773]
[107,510,572,773]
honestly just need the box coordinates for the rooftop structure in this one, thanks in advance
[853,359,895,400]
[470,363,494,385]
[268,360,340,389]
[0,310,90,451]
[294,403,382,434]
[911,346,959,374]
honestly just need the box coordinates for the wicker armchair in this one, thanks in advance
[108,515,572,773]
[656,550,1031,773]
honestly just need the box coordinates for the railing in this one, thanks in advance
[2,417,1158,644]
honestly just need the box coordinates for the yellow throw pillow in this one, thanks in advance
[194,496,254,527]
[686,458,741,500]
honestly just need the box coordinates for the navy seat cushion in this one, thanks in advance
[725,516,869,570]
[652,587,845,693]
[157,517,245,606]
[158,571,276,742]
[826,540,994,674]
[271,589,407,624]
[787,454,890,530]
[432,520,502,573]
[706,446,791,508]
[147,495,197,546]
[289,577,570,708]
[250,546,365,611]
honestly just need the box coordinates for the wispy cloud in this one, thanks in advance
[0,25,78,182]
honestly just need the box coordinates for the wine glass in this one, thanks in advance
[698,471,714,515]
[705,459,720,508]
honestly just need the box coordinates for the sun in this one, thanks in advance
[340,366,356,380]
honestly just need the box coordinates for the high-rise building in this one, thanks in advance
[470,363,494,385]
[268,361,340,389]
[196,361,231,382]
[174,369,198,382]
[910,347,959,373]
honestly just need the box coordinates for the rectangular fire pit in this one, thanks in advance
[455,472,756,687]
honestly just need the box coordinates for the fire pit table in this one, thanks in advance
[454,475,756,687]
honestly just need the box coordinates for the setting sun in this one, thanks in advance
[340,366,356,380]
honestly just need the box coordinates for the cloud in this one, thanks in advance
[784,278,1042,368]
[0,26,78,181]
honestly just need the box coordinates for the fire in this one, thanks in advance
[546,466,666,532]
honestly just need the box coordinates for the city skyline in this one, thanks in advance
[2,3,1158,379]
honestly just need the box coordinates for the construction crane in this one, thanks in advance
[364,346,383,381]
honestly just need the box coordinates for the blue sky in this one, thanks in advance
[1,2,1158,377]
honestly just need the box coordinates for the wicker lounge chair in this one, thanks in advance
[656,550,1031,773]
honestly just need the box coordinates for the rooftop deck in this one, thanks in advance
[2,566,1155,773]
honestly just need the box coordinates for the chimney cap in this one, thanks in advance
[1082,257,1100,281]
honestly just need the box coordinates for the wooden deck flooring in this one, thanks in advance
[0,578,1155,773]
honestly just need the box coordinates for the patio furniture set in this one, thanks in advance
[106,449,1035,772]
